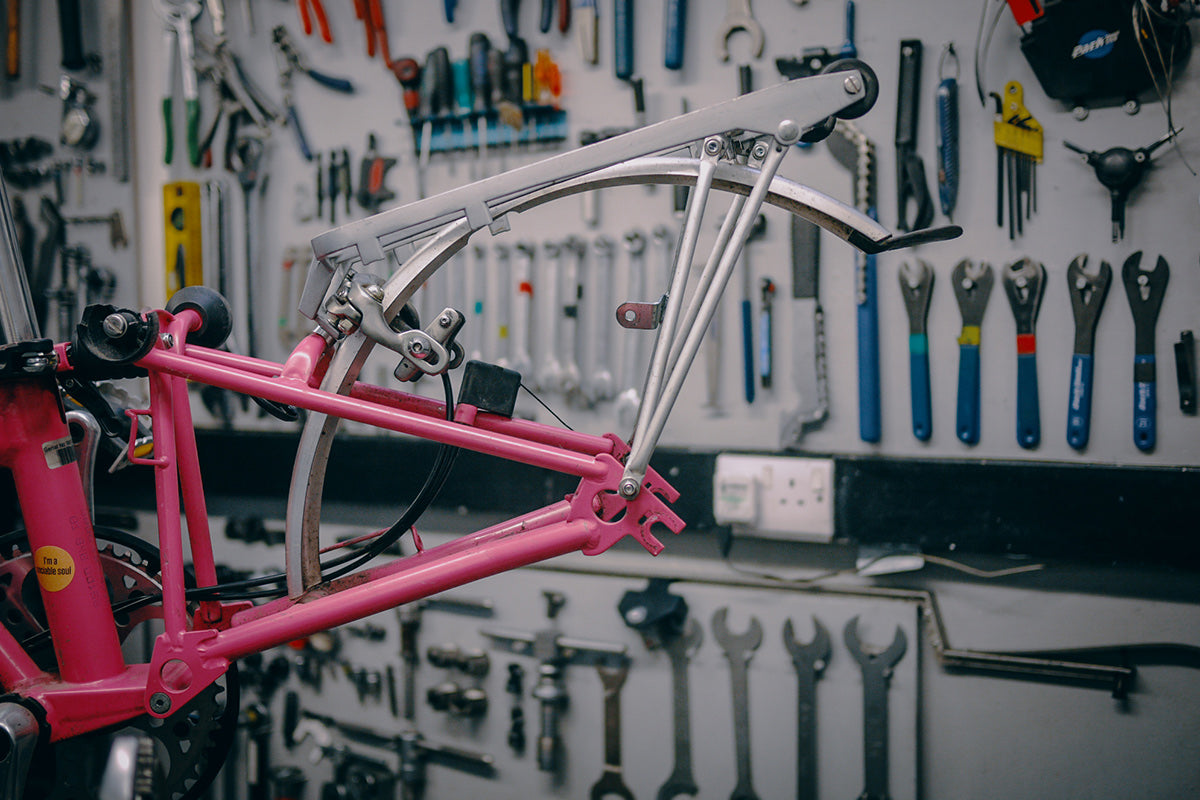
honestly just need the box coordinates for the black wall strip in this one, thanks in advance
[91,431,1198,570]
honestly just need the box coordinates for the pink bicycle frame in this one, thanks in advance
[5,306,682,740]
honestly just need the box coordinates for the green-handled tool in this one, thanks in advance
[154,0,203,167]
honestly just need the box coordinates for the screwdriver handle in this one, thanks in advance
[185,98,202,168]
[1134,355,1156,451]
[614,0,633,81]
[664,0,686,70]
[741,298,755,404]
[58,0,85,70]
[501,0,521,39]
[955,340,981,444]
[1066,353,1093,450]
[539,0,553,33]
[162,96,175,165]
[1015,339,1040,449]
[909,333,931,440]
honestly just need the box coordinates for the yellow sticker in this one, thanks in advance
[34,546,75,592]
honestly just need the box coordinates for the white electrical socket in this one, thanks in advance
[713,454,835,542]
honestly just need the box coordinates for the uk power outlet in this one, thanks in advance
[713,454,835,542]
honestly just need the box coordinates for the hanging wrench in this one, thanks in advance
[712,608,762,800]
[951,259,993,445]
[586,236,617,404]
[589,656,635,800]
[536,241,564,392]
[782,617,831,800]
[560,236,586,399]
[1002,257,1046,449]
[1121,251,1169,452]
[468,245,486,363]
[511,241,536,378]
[492,243,512,369]
[656,618,702,800]
[616,230,648,430]
[898,260,934,441]
[715,0,765,62]
[844,617,907,800]
[1065,254,1111,450]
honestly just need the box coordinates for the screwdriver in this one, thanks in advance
[470,33,492,177]
[392,57,421,114]
[418,47,452,198]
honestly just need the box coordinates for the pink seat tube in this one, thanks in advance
[0,378,124,683]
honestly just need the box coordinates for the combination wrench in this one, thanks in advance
[844,616,907,800]
[589,656,636,800]
[656,619,702,800]
[715,0,765,62]
[712,607,763,800]
[616,230,648,429]
[510,241,536,378]
[782,617,831,800]
[536,241,564,392]
[560,236,586,399]
[586,236,617,404]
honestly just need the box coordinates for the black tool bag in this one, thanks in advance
[1014,0,1192,109]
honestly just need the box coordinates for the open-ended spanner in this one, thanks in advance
[590,656,635,800]
[536,241,564,392]
[1065,254,1111,450]
[657,619,702,800]
[899,260,934,441]
[510,241,536,378]
[782,617,831,800]
[1002,257,1046,449]
[951,259,992,444]
[560,236,586,398]
[1121,251,1169,452]
[715,0,765,63]
[616,230,648,429]
[712,607,763,800]
[587,236,617,404]
[844,616,907,800]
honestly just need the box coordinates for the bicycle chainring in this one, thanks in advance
[0,527,241,800]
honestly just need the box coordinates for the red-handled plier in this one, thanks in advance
[297,0,332,44]
[354,0,395,66]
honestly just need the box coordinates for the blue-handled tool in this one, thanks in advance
[1121,252,1169,452]
[664,0,687,70]
[501,0,521,39]
[899,260,934,440]
[951,259,993,445]
[614,0,634,81]
[935,42,959,221]
[1002,258,1046,449]
[444,0,457,23]
[1065,255,1111,450]
[856,228,881,442]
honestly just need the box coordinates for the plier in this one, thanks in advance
[154,0,203,167]
[296,0,332,43]
[354,0,396,67]
[272,26,354,161]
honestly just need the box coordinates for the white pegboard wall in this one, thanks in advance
[111,1,1200,467]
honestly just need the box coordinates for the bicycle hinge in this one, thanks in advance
[323,271,465,380]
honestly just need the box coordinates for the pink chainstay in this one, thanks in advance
[3,307,683,740]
